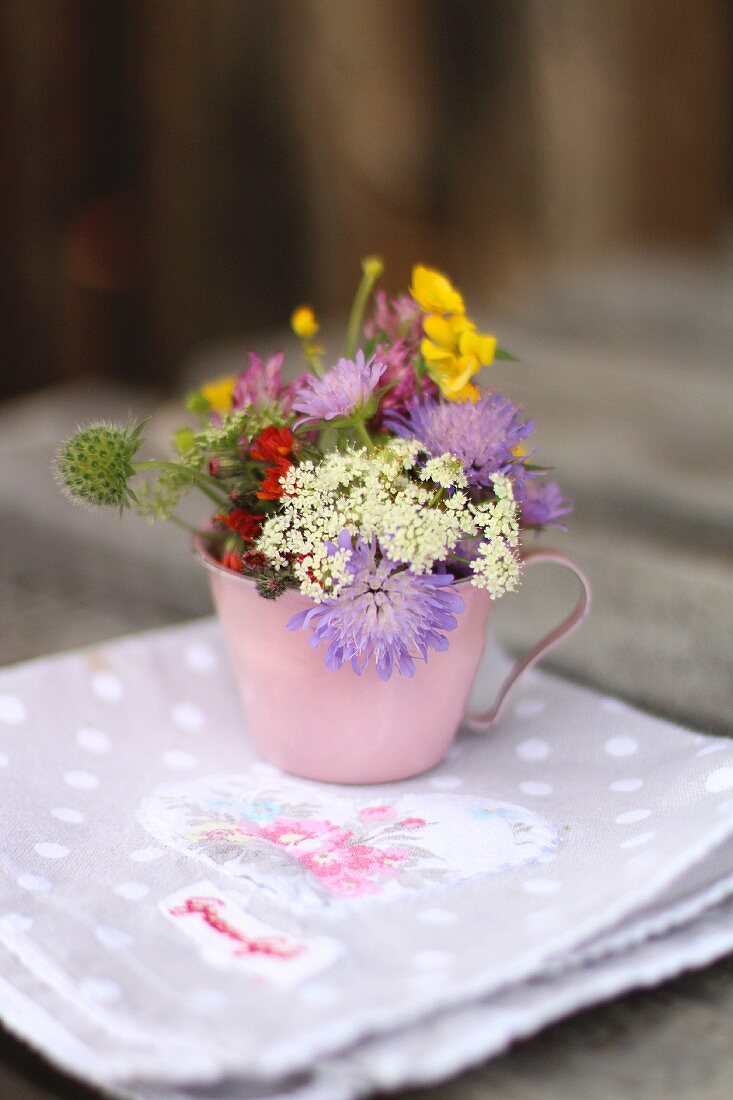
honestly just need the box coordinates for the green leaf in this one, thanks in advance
[495,347,520,362]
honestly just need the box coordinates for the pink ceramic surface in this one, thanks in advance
[195,542,590,784]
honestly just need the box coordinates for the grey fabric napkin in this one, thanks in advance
[1,619,732,1094]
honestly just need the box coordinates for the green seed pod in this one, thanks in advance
[54,419,145,509]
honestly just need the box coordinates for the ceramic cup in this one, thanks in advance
[195,541,591,784]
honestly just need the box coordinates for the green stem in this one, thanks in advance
[345,259,383,358]
[447,552,474,565]
[134,460,229,506]
[354,419,374,452]
[305,343,325,378]
[169,514,226,540]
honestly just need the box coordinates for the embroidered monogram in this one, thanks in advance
[162,882,341,983]
[142,773,561,910]
[168,896,302,959]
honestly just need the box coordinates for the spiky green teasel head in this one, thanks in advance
[55,418,145,509]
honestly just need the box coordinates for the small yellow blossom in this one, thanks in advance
[291,305,319,341]
[458,328,496,367]
[410,265,465,315]
[200,375,236,414]
[422,312,472,351]
[426,356,482,402]
[361,255,385,280]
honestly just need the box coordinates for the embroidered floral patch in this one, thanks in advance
[140,773,560,909]
[161,881,341,982]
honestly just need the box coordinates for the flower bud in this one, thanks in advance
[290,305,319,341]
[361,255,384,280]
[208,456,243,479]
[54,420,144,509]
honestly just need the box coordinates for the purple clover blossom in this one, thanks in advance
[514,477,573,530]
[365,291,422,345]
[232,352,307,417]
[386,392,535,487]
[371,340,438,427]
[292,351,386,423]
[287,533,465,680]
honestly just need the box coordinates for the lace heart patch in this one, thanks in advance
[140,771,561,910]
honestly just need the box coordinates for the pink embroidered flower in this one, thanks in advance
[296,830,407,886]
[248,810,417,898]
[298,847,349,881]
[399,817,427,829]
[379,844,412,863]
[337,842,393,874]
[258,816,339,849]
[318,838,410,879]
[358,804,397,823]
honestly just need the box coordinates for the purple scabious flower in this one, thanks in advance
[233,352,307,417]
[287,533,464,680]
[292,351,386,423]
[386,392,535,486]
[514,477,572,529]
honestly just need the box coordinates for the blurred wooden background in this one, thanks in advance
[1,0,731,398]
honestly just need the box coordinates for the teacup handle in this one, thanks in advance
[464,548,591,731]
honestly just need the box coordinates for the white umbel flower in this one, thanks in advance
[257,445,522,601]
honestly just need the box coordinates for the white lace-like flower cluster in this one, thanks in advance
[256,441,521,602]
[468,473,522,597]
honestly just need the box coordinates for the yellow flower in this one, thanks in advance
[458,328,496,368]
[425,353,482,402]
[291,305,319,341]
[421,315,496,402]
[422,312,472,351]
[410,265,465,315]
[200,375,237,414]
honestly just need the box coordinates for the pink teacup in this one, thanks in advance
[195,542,590,784]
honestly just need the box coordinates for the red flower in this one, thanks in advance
[250,426,294,465]
[221,550,243,573]
[256,457,293,501]
[214,510,262,541]
[241,549,267,572]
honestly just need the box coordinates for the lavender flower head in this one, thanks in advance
[514,477,572,529]
[233,352,306,417]
[387,392,534,486]
[287,533,464,680]
[293,351,386,423]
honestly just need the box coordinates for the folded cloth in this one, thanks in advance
[125,888,733,1100]
[1,619,732,1094]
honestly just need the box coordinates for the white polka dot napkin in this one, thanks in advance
[1,620,733,1098]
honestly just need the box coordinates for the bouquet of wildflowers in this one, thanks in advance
[56,259,570,680]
